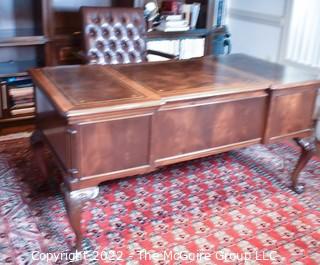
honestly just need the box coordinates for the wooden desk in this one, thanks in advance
[30,54,320,250]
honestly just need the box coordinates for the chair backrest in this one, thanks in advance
[81,7,148,65]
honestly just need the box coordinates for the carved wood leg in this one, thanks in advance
[63,185,99,251]
[291,138,318,193]
[30,130,49,191]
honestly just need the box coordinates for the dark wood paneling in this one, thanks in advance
[154,94,267,161]
[79,115,152,176]
[266,87,318,140]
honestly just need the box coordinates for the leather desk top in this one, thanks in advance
[30,54,320,117]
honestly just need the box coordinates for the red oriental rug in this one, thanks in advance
[0,138,319,264]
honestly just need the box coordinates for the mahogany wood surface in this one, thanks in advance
[30,54,320,186]
[30,54,320,184]
[30,54,320,250]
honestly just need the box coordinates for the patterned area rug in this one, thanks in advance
[0,138,319,264]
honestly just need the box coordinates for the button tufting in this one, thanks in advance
[104,52,112,63]
[89,51,98,60]
[106,15,114,24]
[116,52,124,63]
[121,16,127,24]
[91,16,100,24]
[121,40,129,51]
[82,8,147,65]
[127,28,134,39]
[102,28,110,38]
[129,52,136,62]
[89,27,97,38]
[114,28,122,38]
[108,40,117,51]
[96,41,104,50]
[134,40,141,51]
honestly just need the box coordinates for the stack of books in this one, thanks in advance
[156,14,189,32]
[156,3,200,32]
[6,77,35,116]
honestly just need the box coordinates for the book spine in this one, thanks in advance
[1,82,8,110]
[217,0,224,27]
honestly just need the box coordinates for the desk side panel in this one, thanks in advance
[265,85,318,142]
[153,93,267,165]
[78,115,152,178]
[35,87,69,171]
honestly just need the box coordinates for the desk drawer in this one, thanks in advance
[153,93,267,165]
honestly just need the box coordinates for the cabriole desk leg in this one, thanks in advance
[62,185,100,251]
[30,130,49,189]
[291,138,319,193]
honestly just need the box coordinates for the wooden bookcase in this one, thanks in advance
[0,0,51,132]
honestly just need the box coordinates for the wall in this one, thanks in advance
[226,0,289,62]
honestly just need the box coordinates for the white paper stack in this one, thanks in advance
[156,16,190,32]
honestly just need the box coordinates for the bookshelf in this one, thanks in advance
[0,0,51,131]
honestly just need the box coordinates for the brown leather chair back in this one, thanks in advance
[81,7,148,65]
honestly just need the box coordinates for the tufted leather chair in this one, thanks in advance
[81,7,176,65]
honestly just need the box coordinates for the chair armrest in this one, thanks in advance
[147,49,178,60]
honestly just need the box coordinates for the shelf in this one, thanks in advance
[0,60,39,78]
[0,115,35,123]
[0,29,47,47]
[0,36,48,47]
[146,27,227,40]
[147,28,210,40]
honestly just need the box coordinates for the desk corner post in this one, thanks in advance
[291,138,319,193]
[31,130,49,186]
[62,185,100,251]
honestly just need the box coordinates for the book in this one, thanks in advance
[156,16,190,32]
[1,82,8,110]
[164,14,184,21]
[160,19,189,28]
[156,24,190,32]
[9,86,34,97]
[11,102,35,109]
[182,3,200,29]
[190,3,201,29]
[10,107,35,116]
[214,0,227,27]
[182,4,193,25]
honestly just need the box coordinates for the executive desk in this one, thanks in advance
[30,54,320,250]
